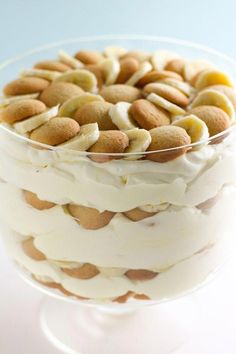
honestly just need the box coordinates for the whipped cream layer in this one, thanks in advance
[0,182,235,271]
[4,226,231,300]
[0,127,236,212]
[0,126,236,301]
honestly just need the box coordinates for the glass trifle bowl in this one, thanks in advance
[0,35,236,353]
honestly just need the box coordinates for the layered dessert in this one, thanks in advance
[0,46,236,304]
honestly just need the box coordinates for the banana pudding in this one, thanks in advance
[0,46,236,304]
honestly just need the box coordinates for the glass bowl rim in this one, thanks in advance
[0,34,236,157]
[0,123,234,157]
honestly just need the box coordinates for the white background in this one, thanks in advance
[1,0,236,353]
[1,0,236,61]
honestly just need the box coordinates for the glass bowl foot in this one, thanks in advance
[40,296,198,354]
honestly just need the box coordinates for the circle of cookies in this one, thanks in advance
[1,46,235,166]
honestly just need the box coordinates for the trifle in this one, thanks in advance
[0,39,236,306]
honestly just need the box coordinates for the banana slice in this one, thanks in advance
[21,69,61,81]
[147,92,186,115]
[195,69,234,89]
[104,46,127,58]
[98,58,120,85]
[109,102,137,130]
[54,69,97,92]
[58,50,84,69]
[172,114,209,143]
[139,203,169,212]
[0,93,39,108]
[151,50,180,71]
[60,123,99,151]
[59,93,104,117]
[190,89,235,120]
[14,105,59,134]
[183,59,214,82]
[124,128,151,160]
[125,61,152,86]
[158,78,193,97]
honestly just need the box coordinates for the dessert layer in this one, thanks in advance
[4,227,231,300]
[0,48,235,162]
[0,182,235,270]
[0,128,235,212]
[0,47,236,305]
